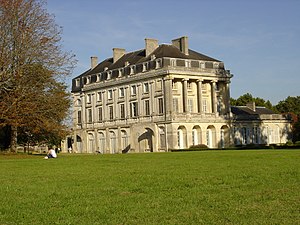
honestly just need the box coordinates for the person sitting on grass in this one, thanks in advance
[44,148,57,159]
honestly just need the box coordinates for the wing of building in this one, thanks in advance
[68,36,291,153]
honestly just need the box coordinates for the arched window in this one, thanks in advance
[192,126,201,146]
[121,130,129,151]
[110,131,116,154]
[88,133,95,153]
[206,125,216,148]
[177,126,187,149]
[220,125,229,148]
[98,132,105,154]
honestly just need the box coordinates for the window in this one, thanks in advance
[172,81,178,90]
[253,127,260,144]
[77,111,82,124]
[107,71,112,80]
[97,92,102,102]
[188,99,193,113]
[130,65,135,75]
[143,62,149,71]
[130,102,138,117]
[108,90,113,100]
[143,83,149,93]
[119,88,125,98]
[173,98,179,113]
[158,98,164,114]
[187,82,192,90]
[217,98,222,113]
[120,104,125,119]
[87,94,92,104]
[242,127,247,145]
[99,132,106,154]
[131,85,137,96]
[121,130,128,151]
[156,59,162,68]
[192,129,197,146]
[145,100,150,116]
[87,108,92,123]
[203,99,207,113]
[75,78,80,87]
[110,131,116,154]
[98,107,103,121]
[109,106,113,120]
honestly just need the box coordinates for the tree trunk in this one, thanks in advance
[10,125,17,152]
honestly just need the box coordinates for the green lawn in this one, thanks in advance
[0,150,299,224]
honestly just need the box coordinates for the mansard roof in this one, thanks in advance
[72,39,222,92]
[76,44,219,78]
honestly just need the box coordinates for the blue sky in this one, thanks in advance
[47,0,300,104]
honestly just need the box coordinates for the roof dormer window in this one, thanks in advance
[130,65,135,75]
[142,62,149,72]
[75,78,80,87]
[107,71,112,80]
[170,58,176,67]
[156,59,162,69]
[185,60,191,68]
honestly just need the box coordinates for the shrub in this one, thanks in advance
[286,140,294,146]
[189,144,208,149]
[294,141,300,146]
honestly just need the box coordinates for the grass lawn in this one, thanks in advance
[0,150,299,224]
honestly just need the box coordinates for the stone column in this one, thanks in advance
[102,90,107,120]
[124,86,130,119]
[149,81,154,115]
[163,77,173,116]
[81,93,86,126]
[197,79,203,114]
[211,81,217,114]
[113,88,117,119]
[137,84,142,117]
[182,78,188,113]
[225,81,231,114]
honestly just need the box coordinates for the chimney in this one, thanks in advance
[246,102,256,112]
[113,48,126,63]
[172,36,189,55]
[91,56,98,69]
[145,38,159,57]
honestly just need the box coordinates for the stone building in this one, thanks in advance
[68,36,291,153]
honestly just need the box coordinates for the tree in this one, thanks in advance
[275,96,300,142]
[275,96,300,115]
[0,0,76,151]
[230,93,273,109]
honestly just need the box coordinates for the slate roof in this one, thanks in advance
[231,106,275,116]
[72,44,220,92]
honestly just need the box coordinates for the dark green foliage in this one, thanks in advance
[275,96,300,115]
[275,96,300,142]
[0,126,10,150]
[189,144,208,149]
[294,141,300,146]
[230,93,273,109]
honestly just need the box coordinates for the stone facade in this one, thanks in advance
[68,36,291,153]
